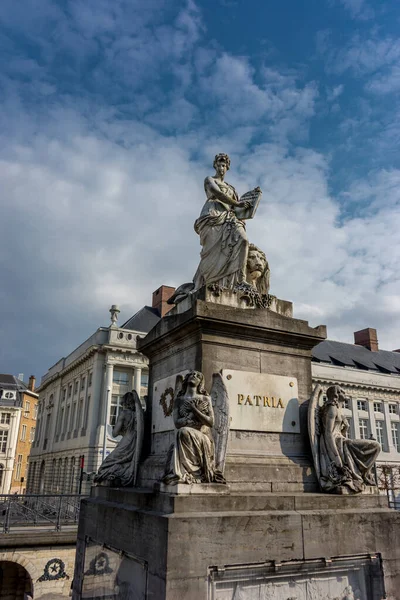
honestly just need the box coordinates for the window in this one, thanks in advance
[0,413,10,425]
[69,457,76,493]
[0,430,9,452]
[375,421,385,448]
[15,454,22,481]
[141,372,149,388]
[0,464,4,489]
[24,401,30,416]
[392,423,400,452]
[64,406,70,433]
[83,396,91,430]
[62,388,67,401]
[74,380,79,394]
[343,398,350,410]
[21,424,27,441]
[30,427,35,442]
[110,395,122,426]
[373,402,383,413]
[33,404,38,419]
[77,399,84,430]
[357,400,367,411]
[359,419,369,440]
[113,371,129,385]
[68,384,72,398]
[36,417,42,444]
[389,404,398,415]
[71,403,77,431]
[81,377,86,391]
[56,405,64,436]
[88,372,93,387]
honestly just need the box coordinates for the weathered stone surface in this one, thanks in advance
[72,488,400,600]
[138,296,326,490]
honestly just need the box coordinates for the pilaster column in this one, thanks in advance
[350,396,360,439]
[134,366,142,396]
[102,362,114,460]
[104,362,114,425]
[383,401,396,454]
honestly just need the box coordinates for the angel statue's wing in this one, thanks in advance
[133,389,144,486]
[308,384,323,483]
[210,372,230,474]
[174,374,184,402]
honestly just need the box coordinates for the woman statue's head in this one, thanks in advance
[213,153,231,176]
[180,371,207,396]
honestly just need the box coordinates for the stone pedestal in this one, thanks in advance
[138,290,326,492]
[72,487,400,599]
[72,292,400,599]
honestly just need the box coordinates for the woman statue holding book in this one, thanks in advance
[193,153,262,291]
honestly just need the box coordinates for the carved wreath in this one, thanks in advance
[160,387,174,417]
[38,558,69,582]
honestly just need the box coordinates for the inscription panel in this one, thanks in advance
[222,369,300,433]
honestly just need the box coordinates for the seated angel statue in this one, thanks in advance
[94,391,144,488]
[163,371,229,485]
[309,385,381,494]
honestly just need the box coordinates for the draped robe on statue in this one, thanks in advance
[163,394,217,484]
[94,409,137,487]
[193,177,248,289]
[319,403,381,494]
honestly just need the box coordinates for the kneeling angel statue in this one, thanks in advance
[163,371,230,485]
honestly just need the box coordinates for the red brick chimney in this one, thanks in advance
[152,285,176,318]
[28,375,36,391]
[354,328,379,352]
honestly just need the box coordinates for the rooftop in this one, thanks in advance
[312,340,400,375]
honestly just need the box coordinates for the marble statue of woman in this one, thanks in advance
[192,153,262,291]
[163,371,229,484]
[309,384,381,494]
[94,391,144,487]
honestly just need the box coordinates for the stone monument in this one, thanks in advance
[72,155,400,600]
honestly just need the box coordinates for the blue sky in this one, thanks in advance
[1,0,400,381]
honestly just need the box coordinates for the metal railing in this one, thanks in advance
[376,464,400,511]
[0,493,87,533]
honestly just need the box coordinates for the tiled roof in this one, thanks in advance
[312,340,400,374]
[0,374,28,390]
[122,306,161,333]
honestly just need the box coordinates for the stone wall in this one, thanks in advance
[0,533,76,599]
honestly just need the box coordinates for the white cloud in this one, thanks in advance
[333,0,375,21]
[1,0,400,381]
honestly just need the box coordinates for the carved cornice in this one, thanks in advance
[313,376,400,399]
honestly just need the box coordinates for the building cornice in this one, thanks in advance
[313,375,400,397]
[38,344,147,393]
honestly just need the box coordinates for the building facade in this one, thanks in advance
[0,374,38,494]
[26,286,175,496]
[312,328,400,497]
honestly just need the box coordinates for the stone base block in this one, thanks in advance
[155,482,230,495]
[72,487,400,600]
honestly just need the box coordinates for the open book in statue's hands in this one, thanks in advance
[234,186,262,220]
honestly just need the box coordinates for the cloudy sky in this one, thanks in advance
[1,0,400,381]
